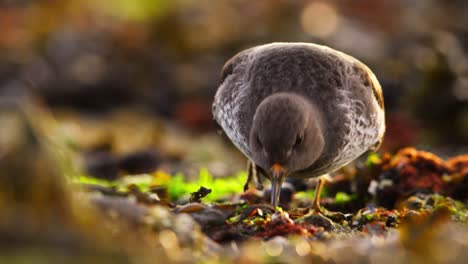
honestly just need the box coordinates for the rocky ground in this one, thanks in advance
[0,105,467,264]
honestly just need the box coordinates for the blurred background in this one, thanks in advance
[1,0,467,177]
[1,1,467,263]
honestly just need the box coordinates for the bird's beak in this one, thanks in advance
[270,163,286,207]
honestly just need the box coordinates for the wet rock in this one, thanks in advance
[89,194,150,225]
[173,203,242,243]
[190,207,227,227]
[85,149,162,179]
[146,204,223,257]
[171,213,222,254]
[85,151,119,180]
[208,225,248,244]
[175,203,228,227]
[118,149,161,174]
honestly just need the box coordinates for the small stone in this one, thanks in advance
[118,149,161,174]
[85,151,119,180]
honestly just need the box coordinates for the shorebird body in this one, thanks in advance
[213,43,385,206]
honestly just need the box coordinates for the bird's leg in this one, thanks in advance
[309,174,334,213]
[254,163,265,190]
[297,174,336,230]
[244,160,254,191]
[310,175,332,213]
[244,160,266,191]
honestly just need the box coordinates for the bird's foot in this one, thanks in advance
[307,205,326,215]
[297,211,334,231]
[299,209,351,231]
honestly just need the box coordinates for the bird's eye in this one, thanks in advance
[295,134,303,147]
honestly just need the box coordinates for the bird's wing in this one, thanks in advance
[359,62,385,112]
[212,48,253,120]
[320,42,386,152]
[212,48,256,157]
[352,60,386,151]
[306,43,386,152]
[309,42,385,112]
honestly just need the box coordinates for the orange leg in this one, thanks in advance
[311,176,326,213]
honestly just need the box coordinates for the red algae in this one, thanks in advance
[376,148,467,207]
[256,219,322,239]
[446,155,468,176]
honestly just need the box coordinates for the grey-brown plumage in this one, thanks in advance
[212,43,385,207]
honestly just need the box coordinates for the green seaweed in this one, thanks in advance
[334,192,355,204]
[75,168,247,202]
[74,175,116,188]
[165,168,247,201]
[365,152,381,168]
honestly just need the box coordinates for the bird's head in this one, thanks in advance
[249,92,325,206]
